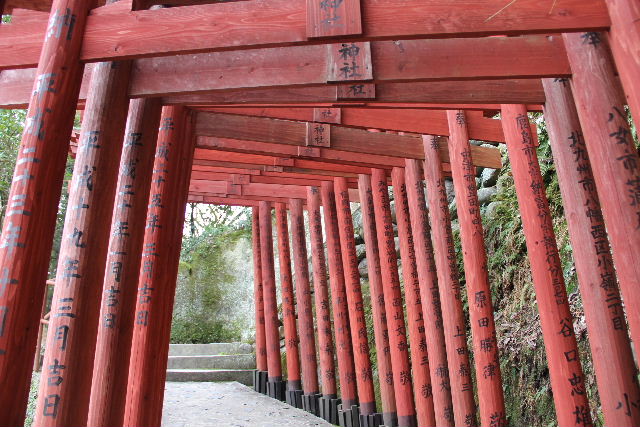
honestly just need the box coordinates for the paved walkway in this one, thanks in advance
[162,381,333,427]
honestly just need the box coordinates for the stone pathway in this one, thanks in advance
[162,381,333,427]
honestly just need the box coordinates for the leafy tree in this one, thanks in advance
[0,109,25,223]
[171,205,253,343]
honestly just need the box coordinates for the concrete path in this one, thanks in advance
[162,381,333,427]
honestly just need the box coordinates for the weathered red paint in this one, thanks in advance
[320,181,358,408]
[35,57,132,426]
[306,186,337,397]
[404,158,454,427]
[252,207,268,373]
[334,177,376,415]
[390,167,436,427]
[289,198,319,395]
[258,201,283,382]
[446,110,506,427]
[370,168,417,427]
[124,106,196,426]
[89,98,162,427]
[275,202,302,389]
[356,174,398,426]
[0,1,92,424]
[563,32,640,361]
[542,79,640,427]
[501,104,591,427]
[604,0,640,125]
[422,136,477,427]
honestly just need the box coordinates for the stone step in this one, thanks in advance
[166,369,254,386]
[168,342,253,356]
[167,354,256,370]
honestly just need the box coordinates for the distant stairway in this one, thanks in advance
[166,343,256,386]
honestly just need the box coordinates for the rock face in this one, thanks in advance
[444,178,456,204]
[477,186,498,205]
[485,201,502,219]
[481,168,499,188]
[358,258,369,278]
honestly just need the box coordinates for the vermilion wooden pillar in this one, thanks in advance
[390,168,436,427]
[404,159,454,427]
[0,1,91,424]
[446,110,506,427]
[422,137,477,427]
[289,198,321,414]
[357,174,398,427]
[501,105,592,427]
[334,177,380,426]
[371,168,417,427]
[563,32,640,359]
[34,58,132,426]
[252,207,268,394]
[320,181,358,413]
[604,0,640,124]
[275,203,303,406]
[258,201,285,400]
[124,106,196,427]
[542,78,640,426]
[306,186,339,423]
[88,98,162,427]
[405,159,453,426]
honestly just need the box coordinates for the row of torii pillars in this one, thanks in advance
[247,96,640,427]
[0,1,639,427]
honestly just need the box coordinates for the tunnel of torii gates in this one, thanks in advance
[0,1,638,427]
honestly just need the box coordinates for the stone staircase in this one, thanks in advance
[166,343,256,386]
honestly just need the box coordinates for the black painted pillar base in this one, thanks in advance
[285,389,304,409]
[252,370,268,394]
[319,394,341,425]
[301,392,322,416]
[395,415,418,427]
[359,412,385,427]
[338,403,361,427]
[266,377,286,401]
[380,411,398,427]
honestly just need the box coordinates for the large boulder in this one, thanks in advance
[351,205,364,243]
[358,258,369,278]
[389,199,398,224]
[481,168,499,188]
[477,186,497,205]
[485,201,502,219]
[444,178,456,204]
[394,236,401,257]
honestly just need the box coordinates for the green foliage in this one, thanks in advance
[0,109,75,278]
[171,209,252,344]
[24,372,40,427]
[360,280,383,410]
[0,109,26,224]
